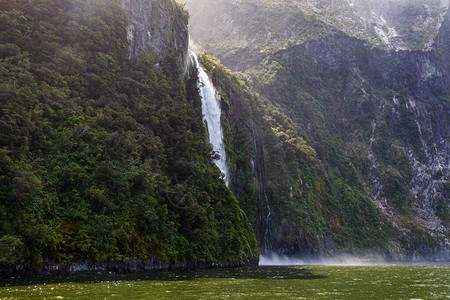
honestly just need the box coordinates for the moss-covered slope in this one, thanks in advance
[0,0,258,270]
[198,54,393,257]
[188,1,449,259]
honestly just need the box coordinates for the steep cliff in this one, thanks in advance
[122,0,189,67]
[187,0,449,259]
[187,0,449,70]
[199,54,391,257]
[0,0,258,275]
[265,31,449,258]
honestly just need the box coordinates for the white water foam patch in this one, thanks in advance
[259,254,385,266]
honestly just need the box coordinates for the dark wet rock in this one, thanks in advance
[0,256,259,279]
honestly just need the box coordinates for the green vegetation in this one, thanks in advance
[245,36,446,250]
[0,0,446,268]
[194,5,449,254]
[0,0,257,268]
[199,54,391,254]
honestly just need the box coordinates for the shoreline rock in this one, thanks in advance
[0,257,259,279]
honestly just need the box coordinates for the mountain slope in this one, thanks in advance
[0,0,257,273]
[187,0,449,259]
[198,53,392,257]
[187,0,449,70]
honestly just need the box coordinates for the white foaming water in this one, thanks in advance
[259,254,384,266]
[191,51,229,186]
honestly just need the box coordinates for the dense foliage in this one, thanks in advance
[186,0,449,259]
[0,0,257,267]
[199,54,392,255]
[195,22,449,255]
[249,35,449,254]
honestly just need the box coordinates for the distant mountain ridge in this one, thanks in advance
[187,0,449,70]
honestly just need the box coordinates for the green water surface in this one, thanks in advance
[1,265,449,299]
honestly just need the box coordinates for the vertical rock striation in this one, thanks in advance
[187,1,449,259]
[121,0,189,67]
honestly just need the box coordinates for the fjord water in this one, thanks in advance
[1,265,449,299]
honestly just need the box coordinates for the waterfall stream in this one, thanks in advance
[191,51,229,186]
[189,50,272,253]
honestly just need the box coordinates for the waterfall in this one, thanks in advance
[191,51,229,186]
[263,187,273,254]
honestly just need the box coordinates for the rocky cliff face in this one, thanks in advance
[274,30,449,257]
[297,0,449,50]
[187,0,449,259]
[122,0,189,67]
[260,20,449,256]
[186,0,449,71]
